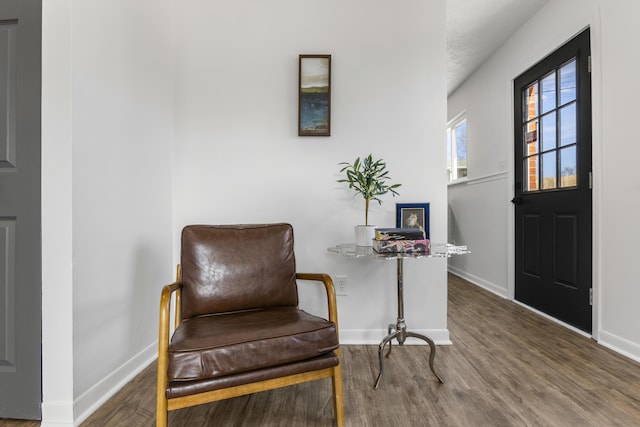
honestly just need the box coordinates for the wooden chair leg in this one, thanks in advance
[332,364,345,427]
[156,392,168,427]
[156,344,169,427]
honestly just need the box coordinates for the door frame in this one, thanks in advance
[506,26,602,340]
[40,1,76,423]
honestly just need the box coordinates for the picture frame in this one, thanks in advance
[298,54,331,136]
[396,203,430,239]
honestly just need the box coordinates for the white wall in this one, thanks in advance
[172,0,449,344]
[596,0,640,360]
[42,0,175,425]
[448,173,509,296]
[42,0,447,424]
[447,0,640,362]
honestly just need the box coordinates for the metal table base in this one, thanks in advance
[373,258,445,389]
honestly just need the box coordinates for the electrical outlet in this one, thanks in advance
[335,276,349,296]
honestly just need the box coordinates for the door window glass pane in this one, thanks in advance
[560,146,577,188]
[541,112,556,152]
[560,103,576,146]
[560,60,576,105]
[524,83,538,121]
[541,72,556,114]
[524,120,538,155]
[525,156,538,191]
[542,152,557,190]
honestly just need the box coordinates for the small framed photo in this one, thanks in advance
[396,203,430,239]
[298,54,331,136]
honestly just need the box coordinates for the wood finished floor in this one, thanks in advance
[3,274,640,426]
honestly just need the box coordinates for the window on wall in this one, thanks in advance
[447,114,467,182]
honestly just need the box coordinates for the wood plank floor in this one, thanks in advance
[3,274,640,426]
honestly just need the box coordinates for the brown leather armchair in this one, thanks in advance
[156,224,344,426]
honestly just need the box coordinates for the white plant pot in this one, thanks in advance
[355,225,376,246]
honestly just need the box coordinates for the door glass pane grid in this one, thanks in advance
[540,71,556,114]
[524,83,538,121]
[521,58,577,192]
[523,117,538,191]
[560,60,577,105]
[560,102,576,147]
[523,119,538,155]
[524,156,538,191]
[541,112,556,152]
[560,145,577,188]
[542,151,557,190]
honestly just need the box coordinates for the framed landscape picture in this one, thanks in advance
[298,54,331,136]
[396,203,430,239]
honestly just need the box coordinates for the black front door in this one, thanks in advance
[513,28,592,332]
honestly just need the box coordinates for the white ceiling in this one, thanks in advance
[447,0,550,95]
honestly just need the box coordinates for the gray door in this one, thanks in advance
[0,0,42,420]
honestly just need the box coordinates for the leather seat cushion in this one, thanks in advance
[166,352,339,399]
[167,306,339,382]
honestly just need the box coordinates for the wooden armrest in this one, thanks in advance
[157,281,181,405]
[296,273,339,335]
[158,281,181,354]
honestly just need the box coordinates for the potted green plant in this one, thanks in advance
[338,154,401,246]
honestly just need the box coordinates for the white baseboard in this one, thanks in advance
[447,266,509,299]
[339,328,451,345]
[40,401,75,427]
[597,330,640,364]
[73,341,158,426]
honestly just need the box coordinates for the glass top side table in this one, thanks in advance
[327,243,469,389]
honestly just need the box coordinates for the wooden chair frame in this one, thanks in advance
[156,267,344,426]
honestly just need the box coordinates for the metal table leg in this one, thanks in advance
[374,258,444,389]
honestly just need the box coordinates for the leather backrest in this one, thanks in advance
[180,223,299,319]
